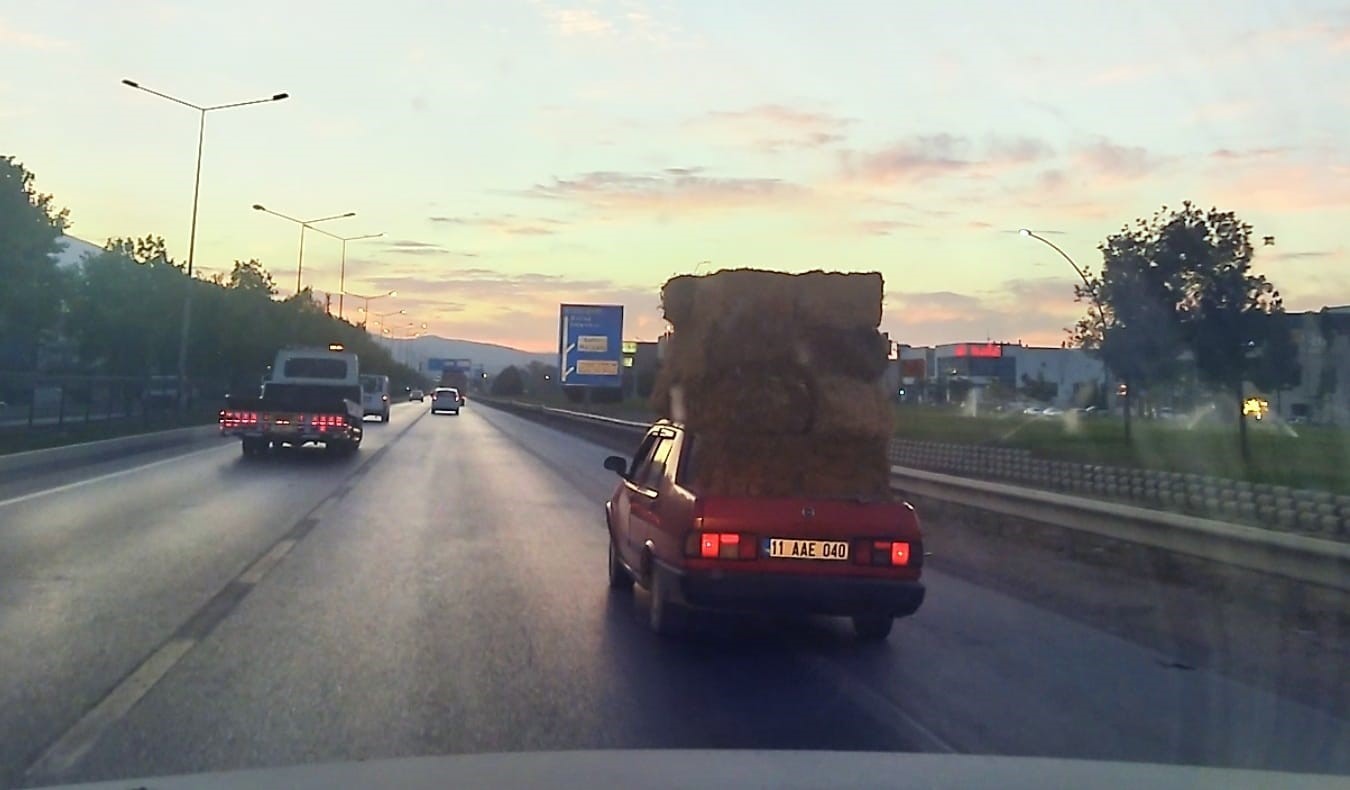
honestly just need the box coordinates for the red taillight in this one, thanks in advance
[219,410,258,429]
[854,539,914,566]
[688,532,756,560]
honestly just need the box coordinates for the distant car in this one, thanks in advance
[409,389,425,402]
[431,387,461,415]
[1041,406,1064,417]
[360,374,391,422]
[1022,406,1043,416]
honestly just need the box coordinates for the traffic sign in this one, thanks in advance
[558,304,624,388]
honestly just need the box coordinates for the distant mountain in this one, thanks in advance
[377,335,554,375]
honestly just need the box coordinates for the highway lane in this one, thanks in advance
[0,402,425,790]
[12,402,1344,787]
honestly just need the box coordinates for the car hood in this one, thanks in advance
[41,750,1336,789]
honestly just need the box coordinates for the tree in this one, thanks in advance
[492,365,526,396]
[1072,224,1187,440]
[65,237,185,375]
[1168,203,1286,460]
[0,156,69,367]
[227,259,277,295]
[1081,202,1290,460]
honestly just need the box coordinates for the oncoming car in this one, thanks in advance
[431,387,461,415]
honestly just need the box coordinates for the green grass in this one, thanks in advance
[0,407,221,455]
[894,405,1350,495]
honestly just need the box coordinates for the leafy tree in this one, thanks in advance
[1168,203,1287,459]
[65,237,185,375]
[492,365,526,396]
[1078,202,1290,460]
[227,259,277,295]
[0,156,69,367]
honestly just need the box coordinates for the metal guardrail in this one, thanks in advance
[483,398,1350,593]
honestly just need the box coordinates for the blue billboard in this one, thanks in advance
[558,304,624,388]
[427,358,473,372]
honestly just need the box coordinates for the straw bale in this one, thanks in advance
[811,376,894,438]
[796,270,884,329]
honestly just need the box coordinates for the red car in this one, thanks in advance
[604,421,925,639]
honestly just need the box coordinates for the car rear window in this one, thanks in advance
[283,358,349,379]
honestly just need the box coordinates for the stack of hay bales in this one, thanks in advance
[652,268,893,499]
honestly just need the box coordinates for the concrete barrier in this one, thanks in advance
[0,424,224,478]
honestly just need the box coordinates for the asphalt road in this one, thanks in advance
[2,401,1345,788]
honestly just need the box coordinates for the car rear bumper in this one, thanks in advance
[659,563,925,618]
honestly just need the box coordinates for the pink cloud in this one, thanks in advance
[884,278,1086,348]
[524,167,807,213]
[696,104,852,153]
[0,20,69,50]
[838,134,1052,187]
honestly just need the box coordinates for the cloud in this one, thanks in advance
[1270,250,1336,261]
[0,20,70,50]
[429,214,568,236]
[522,168,807,214]
[696,104,852,153]
[854,219,919,236]
[543,7,614,37]
[838,134,1051,186]
[1074,139,1167,180]
[884,277,1085,347]
[1210,146,1291,162]
[379,240,482,257]
[361,266,666,351]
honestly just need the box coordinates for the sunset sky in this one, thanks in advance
[3,0,1347,352]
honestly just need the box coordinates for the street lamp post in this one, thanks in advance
[347,290,396,327]
[1019,228,1111,408]
[313,229,383,319]
[252,205,356,293]
[373,309,406,334]
[121,79,288,408]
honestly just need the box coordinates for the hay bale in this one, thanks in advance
[798,326,889,380]
[660,275,698,327]
[796,270,884,329]
[812,376,894,437]
[683,363,817,435]
[690,433,893,499]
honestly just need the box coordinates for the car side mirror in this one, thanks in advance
[603,456,628,476]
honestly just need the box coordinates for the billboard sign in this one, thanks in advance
[428,358,473,372]
[559,304,624,388]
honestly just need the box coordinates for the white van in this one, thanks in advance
[360,374,391,422]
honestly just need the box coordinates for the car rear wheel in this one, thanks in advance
[240,437,266,458]
[851,615,893,641]
[648,571,687,636]
[608,540,634,591]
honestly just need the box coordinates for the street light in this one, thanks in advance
[313,228,383,319]
[348,290,397,326]
[121,78,288,408]
[373,308,407,334]
[1019,228,1110,404]
[252,204,355,293]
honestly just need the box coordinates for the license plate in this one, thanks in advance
[764,538,849,561]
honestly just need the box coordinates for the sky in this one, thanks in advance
[2,0,1348,352]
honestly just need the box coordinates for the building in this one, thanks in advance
[899,341,1107,407]
[1268,306,1350,426]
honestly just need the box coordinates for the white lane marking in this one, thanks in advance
[794,653,960,753]
[237,539,297,585]
[0,443,230,509]
[25,637,197,782]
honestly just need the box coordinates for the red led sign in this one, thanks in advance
[954,343,1002,358]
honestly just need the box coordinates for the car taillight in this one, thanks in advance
[310,414,345,430]
[853,539,914,567]
[219,410,259,428]
[685,532,757,560]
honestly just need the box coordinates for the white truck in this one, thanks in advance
[219,345,364,457]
